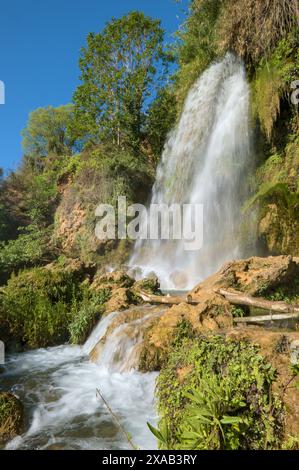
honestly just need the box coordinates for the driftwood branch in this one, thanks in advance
[233,313,299,324]
[137,288,299,324]
[137,290,198,305]
[217,289,299,323]
[96,388,136,450]
[217,289,299,315]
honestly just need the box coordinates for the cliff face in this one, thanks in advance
[52,147,153,267]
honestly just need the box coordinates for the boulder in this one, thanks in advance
[0,392,24,444]
[191,255,299,298]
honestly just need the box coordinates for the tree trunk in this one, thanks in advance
[137,290,197,305]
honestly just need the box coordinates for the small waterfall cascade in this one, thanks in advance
[130,53,253,290]
[2,307,160,450]
[88,306,165,372]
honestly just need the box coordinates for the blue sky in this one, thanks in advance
[0,0,188,173]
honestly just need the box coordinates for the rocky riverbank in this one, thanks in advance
[1,255,299,449]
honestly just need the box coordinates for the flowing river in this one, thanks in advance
[1,309,158,450]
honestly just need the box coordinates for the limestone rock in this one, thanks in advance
[191,255,299,297]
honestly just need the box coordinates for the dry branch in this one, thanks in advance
[137,290,198,305]
[217,289,299,315]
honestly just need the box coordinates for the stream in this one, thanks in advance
[0,310,158,450]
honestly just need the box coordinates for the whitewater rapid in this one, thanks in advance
[1,310,158,450]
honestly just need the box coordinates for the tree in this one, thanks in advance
[22,104,75,158]
[146,87,177,161]
[72,11,171,152]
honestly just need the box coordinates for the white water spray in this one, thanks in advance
[130,54,253,289]
[3,309,158,450]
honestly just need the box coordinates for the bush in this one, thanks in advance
[155,324,283,450]
[0,267,85,349]
[69,288,111,344]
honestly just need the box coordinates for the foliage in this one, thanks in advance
[0,158,61,278]
[22,105,75,158]
[174,0,222,108]
[231,306,245,318]
[69,288,111,344]
[72,11,171,153]
[0,267,86,349]
[252,32,299,141]
[0,225,52,276]
[218,0,299,65]
[155,325,283,450]
[145,87,177,161]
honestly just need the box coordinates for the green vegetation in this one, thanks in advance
[154,323,284,450]
[0,266,101,349]
[69,288,111,344]
[174,0,222,109]
[72,11,171,154]
[0,0,298,450]
[22,105,76,158]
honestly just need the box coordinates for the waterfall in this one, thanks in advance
[130,53,253,290]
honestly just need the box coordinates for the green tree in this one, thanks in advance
[146,87,177,161]
[72,11,171,152]
[22,104,75,159]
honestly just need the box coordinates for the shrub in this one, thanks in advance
[69,288,111,344]
[155,324,283,450]
[0,267,85,349]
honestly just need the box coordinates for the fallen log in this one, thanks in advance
[137,290,198,305]
[233,313,299,324]
[217,289,299,315]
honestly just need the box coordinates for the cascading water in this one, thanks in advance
[130,53,253,290]
[1,54,255,452]
[1,308,158,450]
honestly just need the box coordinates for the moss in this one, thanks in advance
[0,392,24,444]
[155,326,284,450]
[133,276,161,295]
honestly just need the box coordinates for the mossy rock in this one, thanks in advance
[0,392,24,444]
[133,276,161,295]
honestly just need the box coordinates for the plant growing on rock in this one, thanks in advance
[154,324,284,450]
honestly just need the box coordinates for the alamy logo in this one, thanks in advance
[291,80,299,105]
[95,197,204,251]
[0,81,5,105]
[0,340,4,364]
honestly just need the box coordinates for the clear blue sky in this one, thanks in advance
[0,0,188,173]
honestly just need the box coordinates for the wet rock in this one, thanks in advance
[104,288,134,313]
[0,392,24,445]
[89,306,165,368]
[139,292,232,371]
